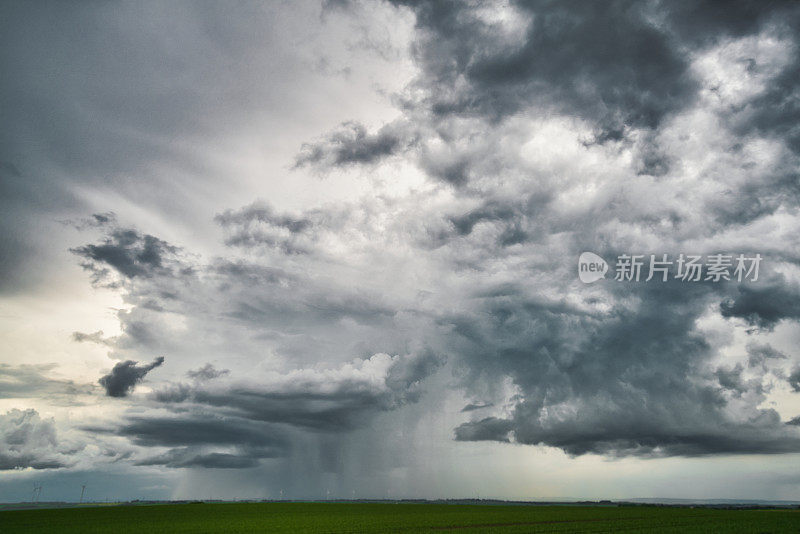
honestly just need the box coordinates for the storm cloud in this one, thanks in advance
[151,351,444,432]
[64,0,800,463]
[85,415,289,470]
[2,0,800,502]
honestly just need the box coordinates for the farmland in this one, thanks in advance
[1,501,798,533]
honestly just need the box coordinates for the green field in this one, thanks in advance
[1,502,798,533]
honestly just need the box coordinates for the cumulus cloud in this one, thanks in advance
[99,357,165,398]
[0,409,74,470]
[311,0,800,458]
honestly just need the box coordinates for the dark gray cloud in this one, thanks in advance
[294,120,416,169]
[460,402,494,413]
[454,417,514,442]
[154,388,395,431]
[440,199,540,246]
[348,0,800,460]
[296,0,800,210]
[86,415,288,469]
[151,351,443,432]
[458,411,800,457]
[98,416,287,450]
[450,279,800,457]
[720,276,800,330]
[404,0,692,128]
[746,61,800,155]
[391,0,797,129]
[134,449,263,469]
[84,349,445,472]
[715,364,747,396]
[98,357,165,398]
[72,228,180,284]
[187,364,229,381]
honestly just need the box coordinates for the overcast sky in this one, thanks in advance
[2,0,800,503]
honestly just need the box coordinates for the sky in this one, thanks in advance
[1,0,800,503]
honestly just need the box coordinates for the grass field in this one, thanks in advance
[1,502,798,533]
